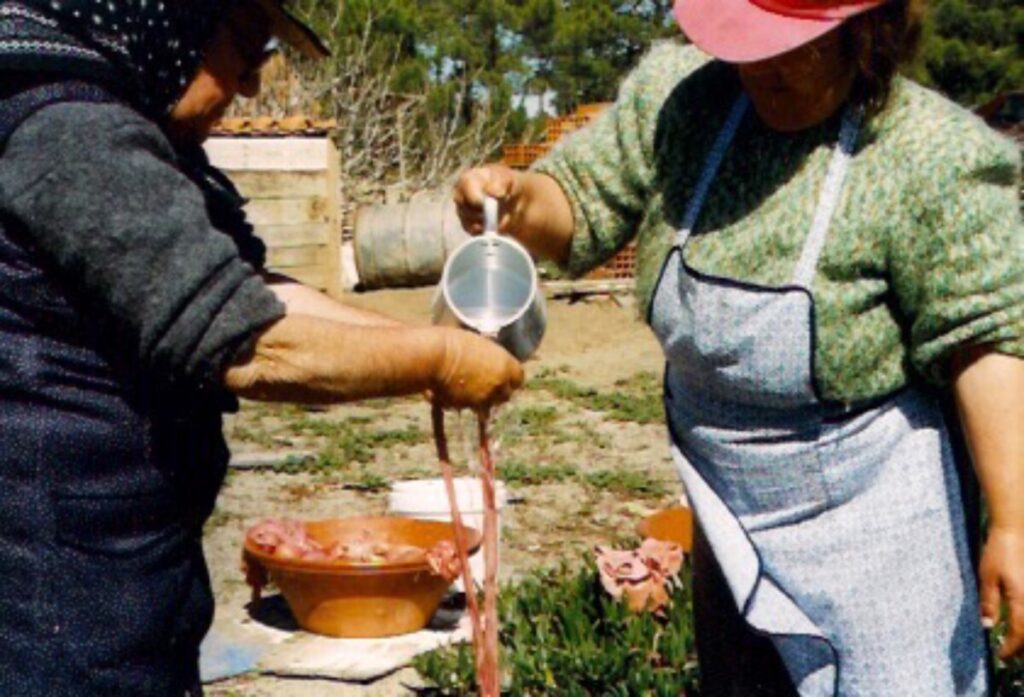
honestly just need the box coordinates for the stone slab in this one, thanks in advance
[201,593,468,685]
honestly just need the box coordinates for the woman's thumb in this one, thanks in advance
[483,166,515,200]
[980,572,1001,629]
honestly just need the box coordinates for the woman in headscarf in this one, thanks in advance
[455,0,1023,694]
[0,1,522,694]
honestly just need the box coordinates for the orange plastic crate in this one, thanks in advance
[545,115,592,143]
[502,143,552,169]
[602,244,637,280]
[575,103,612,119]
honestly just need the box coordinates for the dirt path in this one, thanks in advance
[205,288,675,695]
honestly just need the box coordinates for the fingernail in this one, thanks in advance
[981,617,995,629]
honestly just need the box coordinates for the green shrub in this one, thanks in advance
[416,560,1024,694]
[996,660,1024,696]
[994,624,1024,696]
[414,562,699,695]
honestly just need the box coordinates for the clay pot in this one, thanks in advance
[244,516,482,638]
[636,507,694,552]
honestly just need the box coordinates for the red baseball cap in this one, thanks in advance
[674,0,889,64]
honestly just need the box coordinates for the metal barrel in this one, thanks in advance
[353,192,470,290]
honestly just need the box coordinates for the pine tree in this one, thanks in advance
[538,0,676,112]
[917,0,1024,106]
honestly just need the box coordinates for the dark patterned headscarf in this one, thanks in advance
[0,0,237,116]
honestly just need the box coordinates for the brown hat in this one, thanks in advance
[252,0,330,60]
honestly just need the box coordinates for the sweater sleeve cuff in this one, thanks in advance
[530,159,604,278]
[162,264,286,387]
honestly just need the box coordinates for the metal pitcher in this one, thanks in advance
[431,197,547,361]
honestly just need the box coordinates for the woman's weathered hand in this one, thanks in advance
[452,163,576,264]
[453,163,523,236]
[432,328,524,411]
[980,526,1024,659]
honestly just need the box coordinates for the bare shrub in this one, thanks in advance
[228,8,509,210]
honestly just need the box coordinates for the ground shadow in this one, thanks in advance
[246,593,300,632]
[426,591,467,631]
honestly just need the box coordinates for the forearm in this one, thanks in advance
[223,314,441,404]
[263,274,402,327]
[509,172,575,264]
[952,348,1024,530]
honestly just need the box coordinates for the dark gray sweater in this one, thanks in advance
[0,100,285,387]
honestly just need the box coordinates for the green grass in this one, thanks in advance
[265,452,319,474]
[264,417,427,474]
[496,456,664,498]
[227,423,279,449]
[558,420,612,449]
[582,469,668,498]
[303,418,424,459]
[496,405,562,445]
[264,451,332,475]
[370,427,427,448]
[498,458,576,486]
[495,404,584,448]
[346,470,390,493]
[530,370,664,425]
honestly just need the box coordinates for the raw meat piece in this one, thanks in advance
[594,538,685,615]
[426,540,461,582]
[247,519,318,555]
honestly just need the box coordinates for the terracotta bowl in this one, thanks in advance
[635,506,694,552]
[243,516,482,638]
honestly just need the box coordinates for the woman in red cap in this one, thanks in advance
[455,0,1023,693]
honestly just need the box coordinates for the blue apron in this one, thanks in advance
[651,95,989,695]
[0,82,229,695]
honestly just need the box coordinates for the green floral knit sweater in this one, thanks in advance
[532,42,1024,403]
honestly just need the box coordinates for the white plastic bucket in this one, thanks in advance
[387,478,508,591]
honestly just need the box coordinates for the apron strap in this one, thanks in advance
[790,107,862,288]
[675,97,863,292]
[676,93,750,248]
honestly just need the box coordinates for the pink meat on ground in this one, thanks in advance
[594,539,685,614]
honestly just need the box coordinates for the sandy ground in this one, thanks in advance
[343,287,665,388]
[204,288,676,696]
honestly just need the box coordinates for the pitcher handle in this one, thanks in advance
[483,197,499,239]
